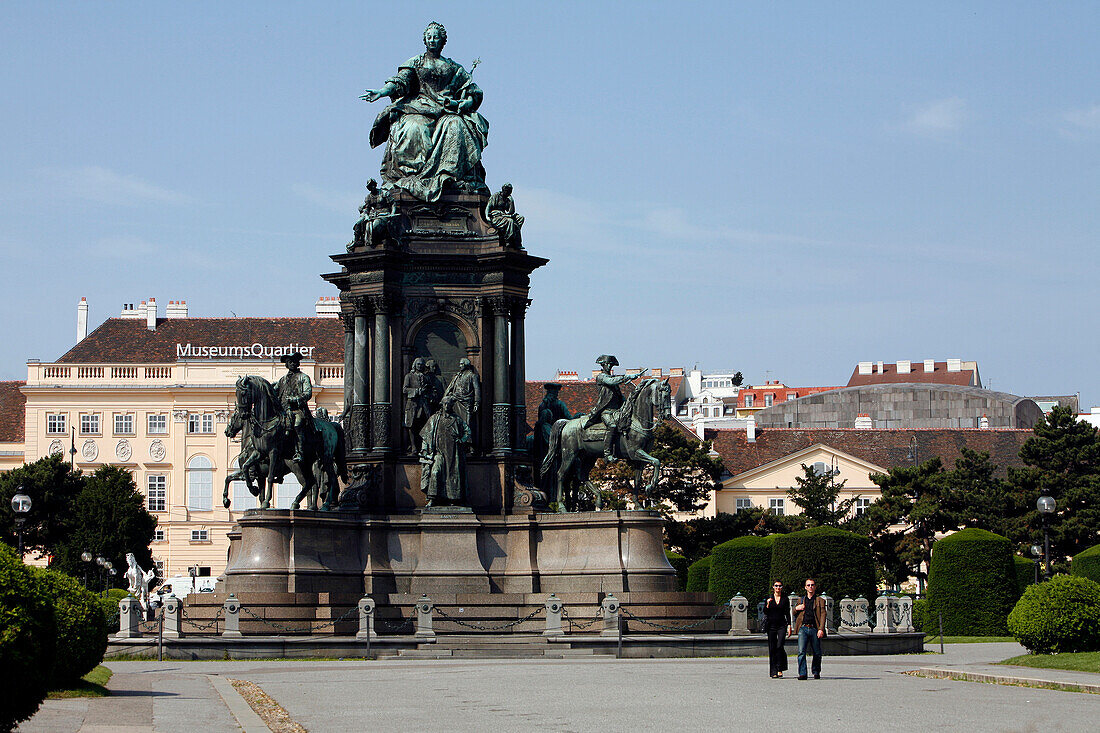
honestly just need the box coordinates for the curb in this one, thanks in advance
[207,674,270,733]
[914,667,1100,695]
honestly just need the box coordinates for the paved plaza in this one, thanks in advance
[19,643,1100,732]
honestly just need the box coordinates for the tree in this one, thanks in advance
[664,509,803,561]
[863,458,955,588]
[590,423,724,514]
[787,463,856,527]
[944,448,1015,535]
[0,455,85,556]
[51,466,157,586]
[1007,405,1100,562]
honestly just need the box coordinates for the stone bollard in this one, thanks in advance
[840,597,869,632]
[788,593,800,628]
[357,596,377,640]
[116,595,143,638]
[162,595,182,638]
[821,594,837,632]
[600,594,621,637]
[415,594,435,640]
[896,595,915,633]
[873,594,897,634]
[544,594,565,637]
[728,593,750,636]
[222,594,242,637]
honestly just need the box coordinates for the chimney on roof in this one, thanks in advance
[947,358,962,373]
[651,368,662,377]
[76,297,88,343]
[669,367,684,377]
[165,300,189,319]
[119,303,142,319]
[146,297,157,330]
[979,414,989,429]
[555,370,579,382]
[315,296,340,318]
[858,361,872,375]
[876,361,884,374]
[923,359,934,373]
[854,413,873,429]
[746,417,756,443]
[695,417,706,441]
[897,360,911,374]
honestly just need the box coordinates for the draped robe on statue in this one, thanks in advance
[370,54,489,202]
[420,409,471,503]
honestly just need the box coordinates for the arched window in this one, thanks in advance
[186,455,214,511]
[229,458,258,511]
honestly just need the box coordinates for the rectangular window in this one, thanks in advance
[855,498,872,516]
[152,560,164,579]
[46,414,67,435]
[147,475,167,512]
[147,414,167,435]
[764,394,774,407]
[769,498,785,516]
[202,413,214,433]
[188,413,214,434]
[113,413,134,435]
[787,392,798,400]
[744,394,754,407]
[80,413,100,435]
[735,498,752,513]
[190,529,209,542]
[153,528,166,542]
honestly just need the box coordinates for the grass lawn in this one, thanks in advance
[999,651,1100,674]
[47,665,113,698]
[924,636,1016,644]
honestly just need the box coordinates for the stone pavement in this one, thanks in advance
[20,642,1100,732]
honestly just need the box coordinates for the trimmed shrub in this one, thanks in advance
[665,550,689,591]
[927,528,1016,636]
[98,588,129,631]
[1007,575,1100,653]
[913,598,933,635]
[769,527,876,602]
[686,556,712,592]
[29,568,107,685]
[708,535,775,607]
[1011,554,1036,600]
[0,543,57,730]
[1071,543,1100,584]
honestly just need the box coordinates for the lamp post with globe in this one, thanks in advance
[1030,544,1043,585]
[1037,496,1056,578]
[11,488,32,559]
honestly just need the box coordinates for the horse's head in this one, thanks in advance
[225,408,244,438]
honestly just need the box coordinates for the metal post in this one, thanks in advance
[1043,516,1051,578]
[157,608,164,661]
[938,613,944,654]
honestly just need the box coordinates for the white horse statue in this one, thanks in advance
[125,552,156,611]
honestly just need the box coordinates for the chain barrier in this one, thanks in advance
[376,617,415,634]
[619,604,729,633]
[561,606,602,632]
[239,605,358,633]
[434,606,544,632]
[138,618,161,633]
[180,607,223,632]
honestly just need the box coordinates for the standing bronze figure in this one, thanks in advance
[420,395,471,507]
[403,357,433,455]
[360,22,489,202]
[444,357,481,450]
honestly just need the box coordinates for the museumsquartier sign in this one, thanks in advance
[176,343,316,360]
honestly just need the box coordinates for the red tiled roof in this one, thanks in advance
[736,384,840,407]
[706,427,1031,478]
[847,362,976,387]
[56,318,345,364]
[0,381,26,443]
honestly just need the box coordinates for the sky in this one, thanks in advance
[1,2,1097,407]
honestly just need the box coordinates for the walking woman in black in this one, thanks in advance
[764,580,790,678]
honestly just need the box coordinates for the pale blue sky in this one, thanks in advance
[1,2,1097,407]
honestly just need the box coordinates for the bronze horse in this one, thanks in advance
[222,375,347,511]
[540,378,672,512]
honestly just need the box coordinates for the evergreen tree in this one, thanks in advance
[787,463,856,527]
[945,448,1015,535]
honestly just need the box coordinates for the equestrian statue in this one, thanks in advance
[540,355,672,512]
[221,352,348,511]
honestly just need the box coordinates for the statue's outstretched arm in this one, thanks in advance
[361,81,398,103]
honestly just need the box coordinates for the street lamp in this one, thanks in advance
[81,551,93,588]
[1030,544,1043,585]
[96,555,107,596]
[11,488,32,559]
[1037,496,1056,578]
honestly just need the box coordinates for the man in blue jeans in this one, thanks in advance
[791,578,827,679]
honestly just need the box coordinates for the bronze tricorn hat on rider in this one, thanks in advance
[279,351,305,364]
[595,355,618,367]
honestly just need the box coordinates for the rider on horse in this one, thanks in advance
[582,355,648,463]
[273,351,313,463]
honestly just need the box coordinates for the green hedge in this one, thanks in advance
[98,588,129,631]
[0,543,57,731]
[686,556,712,592]
[1011,554,1036,600]
[1071,543,1100,584]
[29,568,107,685]
[913,598,933,635]
[769,527,875,602]
[708,535,775,607]
[1007,575,1100,653]
[927,528,1016,636]
[665,550,689,591]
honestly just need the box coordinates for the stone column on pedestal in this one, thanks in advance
[728,593,749,636]
[510,298,528,450]
[370,296,393,452]
[352,311,369,448]
[488,297,511,454]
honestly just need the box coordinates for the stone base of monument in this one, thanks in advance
[218,508,677,597]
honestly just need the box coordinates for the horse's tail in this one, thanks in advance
[540,419,567,478]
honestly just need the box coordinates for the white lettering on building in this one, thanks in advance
[176,343,317,360]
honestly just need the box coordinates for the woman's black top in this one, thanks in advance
[763,595,790,630]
